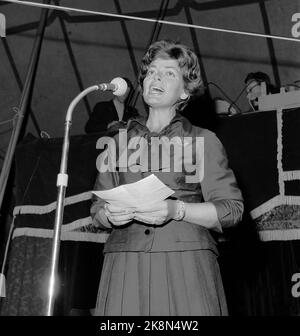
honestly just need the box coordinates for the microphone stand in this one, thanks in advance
[46,84,101,316]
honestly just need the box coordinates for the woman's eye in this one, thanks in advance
[147,69,155,76]
[166,71,175,77]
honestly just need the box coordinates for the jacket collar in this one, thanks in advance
[128,112,192,135]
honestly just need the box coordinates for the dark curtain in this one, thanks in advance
[214,107,300,316]
[219,219,300,316]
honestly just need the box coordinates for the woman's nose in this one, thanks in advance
[154,71,162,81]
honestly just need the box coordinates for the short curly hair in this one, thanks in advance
[244,71,278,94]
[138,40,203,111]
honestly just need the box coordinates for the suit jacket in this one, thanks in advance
[85,100,138,134]
[91,113,244,254]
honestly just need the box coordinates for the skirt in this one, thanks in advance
[93,249,228,316]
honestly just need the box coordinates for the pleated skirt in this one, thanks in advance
[93,250,228,316]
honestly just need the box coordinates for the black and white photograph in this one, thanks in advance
[0,0,300,324]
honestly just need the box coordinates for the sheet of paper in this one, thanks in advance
[92,174,174,208]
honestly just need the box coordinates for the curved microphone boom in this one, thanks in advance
[46,76,127,316]
[97,77,128,96]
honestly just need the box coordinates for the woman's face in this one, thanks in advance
[143,57,187,110]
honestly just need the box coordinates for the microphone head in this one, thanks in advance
[111,77,128,96]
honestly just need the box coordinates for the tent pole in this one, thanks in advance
[258,1,281,88]
[0,1,50,216]
[1,39,42,137]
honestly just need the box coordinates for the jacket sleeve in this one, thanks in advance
[85,102,113,134]
[201,130,244,228]
[90,140,119,230]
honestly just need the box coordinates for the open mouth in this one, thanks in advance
[150,86,165,94]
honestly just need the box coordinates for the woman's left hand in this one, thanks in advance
[104,203,135,226]
[133,200,177,225]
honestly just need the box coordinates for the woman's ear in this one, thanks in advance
[180,92,189,100]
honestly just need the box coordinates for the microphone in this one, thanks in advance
[97,77,128,96]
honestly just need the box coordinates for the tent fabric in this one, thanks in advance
[1,0,300,143]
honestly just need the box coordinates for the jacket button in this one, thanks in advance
[144,229,150,235]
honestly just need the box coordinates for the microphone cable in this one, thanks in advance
[207,82,242,114]
[227,84,249,115]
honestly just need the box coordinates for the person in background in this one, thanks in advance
[244,72,278,111]
[85,77,138,134]
[91,40,244,316]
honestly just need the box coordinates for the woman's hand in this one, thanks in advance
[103,200,179,227]
[133,200,177,225]
[104,203,135,226]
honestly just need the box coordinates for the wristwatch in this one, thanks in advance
[173,200,186,221]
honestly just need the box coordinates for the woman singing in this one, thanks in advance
[91,40,244,316]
